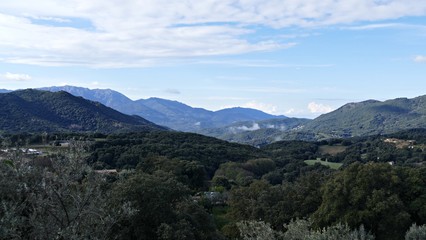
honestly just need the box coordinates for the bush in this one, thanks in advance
[405,224,426,240]
[236,219,375,240]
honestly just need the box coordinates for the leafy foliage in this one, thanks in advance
[312,163,426,240]
[1,129,425,239]
[89,131,265,178]
[111,171,222,240]
[237,219,375,240]
[405,224,426,240]
[228,172,329,230]
[0,143,132,239]
[236,221,277,240]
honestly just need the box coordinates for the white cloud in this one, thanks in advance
[197,59,335,68]
[308,102,334,114]
[30,16,71,23]
[343,23,402,30]
[243,101,278,114]
[284,108,307,117]
[343,23,426,31]
[235,123,261,131]
[414,55,426,62]
[58,82,69,86]
[0,1,425,67]
[285,108,297,114]
[3,72,31,81]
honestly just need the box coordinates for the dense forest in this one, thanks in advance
[1,129,425,239]
[0,90,163,133]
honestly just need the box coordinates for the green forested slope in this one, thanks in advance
[0,89,164,133]
[305,96,426,139]
[1,129,425,240]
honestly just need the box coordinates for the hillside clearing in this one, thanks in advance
[304,159,343,169]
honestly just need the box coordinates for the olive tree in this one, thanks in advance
[0,142,133,240]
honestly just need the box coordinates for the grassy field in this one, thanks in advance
[304,159,343,170]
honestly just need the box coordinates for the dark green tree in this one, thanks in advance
[313,163,412,240]
[111,170,221,240]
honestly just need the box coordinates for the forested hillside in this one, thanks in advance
[0,89,164,133]
[193,95,426,145]
[304,95,426,139]
[1,129,425,239]
[16,87,426,145]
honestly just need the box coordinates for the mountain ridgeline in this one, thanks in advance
[0,89,11,93]
[0,89,164,133]
[304,96,426,139]
[1,88,426,240]
[40,86,286,131]
[3,86,426,143]
[201,95,426,144]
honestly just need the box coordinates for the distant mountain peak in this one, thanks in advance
[0,89,13,93]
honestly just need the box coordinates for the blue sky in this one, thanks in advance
[1,1,426,118]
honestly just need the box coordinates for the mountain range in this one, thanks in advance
[303,96,426,139]
[40,86,286,131]
[210,95,426,144]
[1,86,426,145]
[0,89,163,133]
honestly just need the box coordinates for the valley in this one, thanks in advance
[2,1,426,239]
[0,89,425,240]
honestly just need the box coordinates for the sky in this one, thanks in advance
[0,0,426,118]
